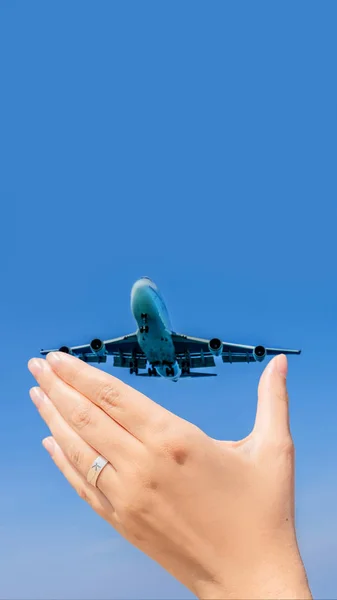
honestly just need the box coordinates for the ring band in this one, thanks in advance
[87,455,108,487]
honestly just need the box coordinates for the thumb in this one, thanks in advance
[253,354,291,442]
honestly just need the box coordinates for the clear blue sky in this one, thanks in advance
[1,1,336,598]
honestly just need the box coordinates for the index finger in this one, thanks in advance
[46,352,172,439]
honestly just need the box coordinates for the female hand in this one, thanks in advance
[28,353,311,599]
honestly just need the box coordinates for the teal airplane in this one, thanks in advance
[40,277,301,381]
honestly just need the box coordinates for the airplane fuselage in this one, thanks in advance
[131,277,181,381]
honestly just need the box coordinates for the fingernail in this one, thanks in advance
[276,354,288,378]
[42,437,55,456]
[47,352,63,365]
[28,358,45,377]
[30,387,46,408]
[266,357,276,374]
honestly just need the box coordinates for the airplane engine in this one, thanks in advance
[90,338,106,357]
[253,345,266,362]
[208,338,223,357]
[59,346,74,355]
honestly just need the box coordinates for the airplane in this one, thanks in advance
[40,276,301,382]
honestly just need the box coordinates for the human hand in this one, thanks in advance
[28,353,311,599]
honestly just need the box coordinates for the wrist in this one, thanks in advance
[196,572,311,600]
[193,547,312,600]
[249,542,312,600]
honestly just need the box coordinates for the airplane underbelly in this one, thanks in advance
[137,326,175,364]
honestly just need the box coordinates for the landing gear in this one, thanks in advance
[148,367,157,376]
[140,313,149,334]
[129,361,138,375]
[181,360,190,376]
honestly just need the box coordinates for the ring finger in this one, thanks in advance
[30,386,118,500]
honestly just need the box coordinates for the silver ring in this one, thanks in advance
[86,455,108,487]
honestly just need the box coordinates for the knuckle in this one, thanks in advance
[281,435,295,457]
[144,477,159,490]
[119,472,150,522]
[67,443,83,468]
[138,463,160,491]
[266,434,295,459]
[129,448,160,491]
[122,498,140,520]
[70,402,92,430]
[95,382,120,413]
[120,493,148,525]
[78,486,90,504]
[158,426,194,465]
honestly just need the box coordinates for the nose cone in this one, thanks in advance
[131,277,157,317]
[131,277,157,292]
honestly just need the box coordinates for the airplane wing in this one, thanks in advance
[171,333,301,367]
[137,371,217,378]
[40,333,146,368]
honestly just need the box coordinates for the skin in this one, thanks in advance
[28,352,312,599]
